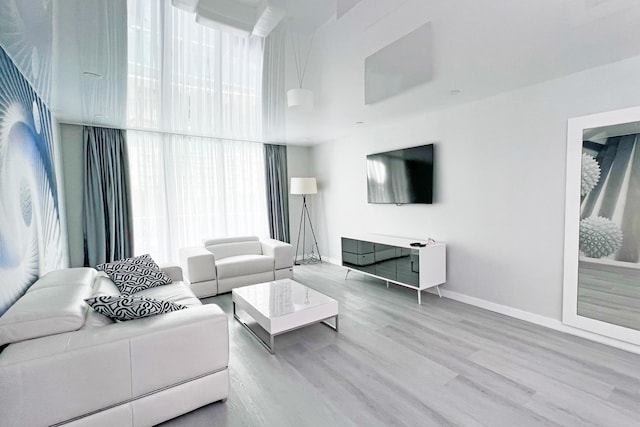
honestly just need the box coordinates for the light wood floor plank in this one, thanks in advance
[161,262,640,427]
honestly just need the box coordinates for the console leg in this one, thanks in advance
[436,286,442,298]
[344,269,350,280]
[418,290,422,305]
[386,281,389,289]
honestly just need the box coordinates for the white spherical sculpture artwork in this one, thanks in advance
[579,216,623,258]
[581,153,601,197]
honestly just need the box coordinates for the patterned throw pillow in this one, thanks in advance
[96,254,172,295]
[85,295,186,321]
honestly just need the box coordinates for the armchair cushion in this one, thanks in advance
[160,265,183,282]
[206,241,262,260]
[97,254,172,295]
[216,254,274,278]
[261,239,294,270]
[85,296,186,322]
[179,247,216,283]
[180,236,293,297]
[203,236,258,246]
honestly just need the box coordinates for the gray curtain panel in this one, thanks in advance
[83,126,134,266]
[264,144,290,242]
[262,27,286,143]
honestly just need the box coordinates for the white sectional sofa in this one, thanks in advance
[179,236,294,298]
[0,266,228,427]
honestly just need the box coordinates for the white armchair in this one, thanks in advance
[179,236,294,298]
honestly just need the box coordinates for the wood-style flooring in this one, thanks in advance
[578,261,640,331]
[162,262,640,427]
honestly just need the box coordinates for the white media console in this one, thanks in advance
[341,234,446,304]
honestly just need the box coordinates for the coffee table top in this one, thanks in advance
[232,279,339,351]
[232,279,337,319]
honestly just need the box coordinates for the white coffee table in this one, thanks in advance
[232,279,339,353]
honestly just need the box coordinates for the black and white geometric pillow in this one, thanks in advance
[96,254,172,295]
[84,295,186,321]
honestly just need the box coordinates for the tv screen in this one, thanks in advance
[367,144,434,204]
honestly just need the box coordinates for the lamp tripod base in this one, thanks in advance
[294,195,322,265]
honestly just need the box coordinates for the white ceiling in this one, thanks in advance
[173,0,336,34]
[0,0,53,105]
[3,0,640,144]
[0,0,337,130]
[53,0,128,128]
[285,0,640,144]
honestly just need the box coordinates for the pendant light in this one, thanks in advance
[287,31,314,111]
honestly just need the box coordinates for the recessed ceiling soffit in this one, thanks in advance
[171,0,285,37]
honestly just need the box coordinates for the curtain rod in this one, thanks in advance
[58,120,286,146]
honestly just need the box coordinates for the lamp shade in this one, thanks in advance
[290,177,317,195]
[287,88,314,111]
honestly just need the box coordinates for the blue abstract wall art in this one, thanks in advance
[0,46,66,315]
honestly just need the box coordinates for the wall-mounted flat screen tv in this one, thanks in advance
[367,144,434,204]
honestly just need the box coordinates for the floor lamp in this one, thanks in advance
[290,177,321,265]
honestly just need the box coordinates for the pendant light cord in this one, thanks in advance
[290,31,314,89]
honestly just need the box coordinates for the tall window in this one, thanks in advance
[127,0,268,263]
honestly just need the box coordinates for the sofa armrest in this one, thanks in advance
[160,265,183,282]
[0,305,228,427]
[179,247,216,284]
[261,239,293,270]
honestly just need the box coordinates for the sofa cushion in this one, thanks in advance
[206,241,263,260]
[135,282,202,308]
[0,283,93,345]
[82,276,121,329]
[216,254,274,279]
[96,254,172,295]
[28,267,98,292]
[83,310,115,329]
[92,275,122,297]
[85,296,186,322]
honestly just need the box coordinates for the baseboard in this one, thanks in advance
[322,256,340,265]
[427,287,640,355]
[294,256,340,265]
[319,257,640,354]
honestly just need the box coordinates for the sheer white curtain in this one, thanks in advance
[262,27,287,143]
[127,0,268,263]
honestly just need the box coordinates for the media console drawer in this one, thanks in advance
[341,235,446,304]
[342,252,375,266]
[342,238,374,255]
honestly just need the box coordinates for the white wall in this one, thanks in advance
[286,145,316,258]
[312,54,640,321]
